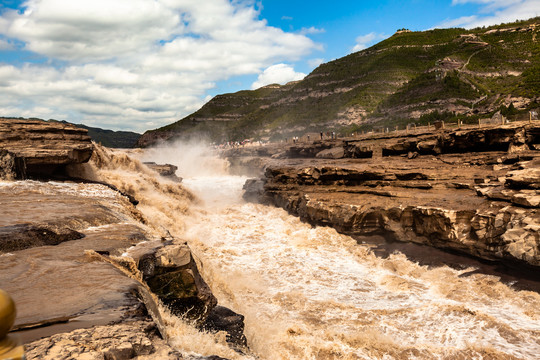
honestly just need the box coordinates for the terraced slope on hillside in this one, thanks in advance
[138,18,540,146]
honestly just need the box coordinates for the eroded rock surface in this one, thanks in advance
[24,320,180,360]
[239,123,540,268]
[127,241,217,321]
[144,162,183,183]
[0,182,150,342]
[0,118,93,178]
[0,179,241,358]
[0,182,130,252]
[122,241,247,350]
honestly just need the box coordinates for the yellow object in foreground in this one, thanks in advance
[0,336,25,360]
[0,289,15,339]
[0,289,25,360]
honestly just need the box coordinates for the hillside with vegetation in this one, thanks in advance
[138,17,540,146]
[65,122,141,148]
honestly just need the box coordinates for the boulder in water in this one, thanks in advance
[242,178,265,203]
[201,305,247,349]
[129,242,218,321]
[144,162,183,182]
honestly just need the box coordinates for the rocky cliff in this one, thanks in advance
[0,178,243,358]
[139,17,540,146]
[240,122,540,268]
[0,121,245,358]
[0,118,93,179]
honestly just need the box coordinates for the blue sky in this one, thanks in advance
[262,1,479,70]
[0,0,538,132]
[214,0,487,94]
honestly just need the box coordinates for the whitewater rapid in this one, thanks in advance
[179,175,540,360]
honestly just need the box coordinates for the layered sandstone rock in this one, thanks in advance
[127,241,217,321]
[0,180,241,358]
[0,182,151,345]
[239,123,540,268]
[249,157,540,267]
[0,118,93,178]
[24,321,174,360]
[221,123,540,165]
[25,319,232,359]
[124,241,247,349]
[144,162,183,182]
[0,183,125,252]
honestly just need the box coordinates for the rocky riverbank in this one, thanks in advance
[239,122,540,268]
[0,118,94,179]
[2,117,540,358]
[0,118,246,359]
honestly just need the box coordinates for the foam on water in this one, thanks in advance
[0,179,119,199]
[182,176,247,209]
[64,143,540,359]
[181,174,540,360]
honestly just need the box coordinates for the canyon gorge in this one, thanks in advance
[1,118,540,359]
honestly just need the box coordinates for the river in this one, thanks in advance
[138,142,540,360]
[1,141,538,360]
[172,174,539,359]
[12,143,534,360]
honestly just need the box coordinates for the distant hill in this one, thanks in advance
[138,17,540,146]
[0,117,140,148]
[59,121,141,148]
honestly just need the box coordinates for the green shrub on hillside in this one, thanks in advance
[142,17,540,144]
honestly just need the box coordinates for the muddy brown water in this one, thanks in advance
[2,145,540,359]
[355,234,540,293]
[0,181,147,344]
[181,175,540,360]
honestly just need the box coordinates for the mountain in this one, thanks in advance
[0,118,141,148]
[137,17,540,146]
[59,121,141,148]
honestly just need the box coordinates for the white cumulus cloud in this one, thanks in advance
[352,32,387,52]
[0,38,13,50]
[251,63,306,89]
[307,58,325,69]
[0,0,318,132]
[300,26,325,35]
[440,0,540,28]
